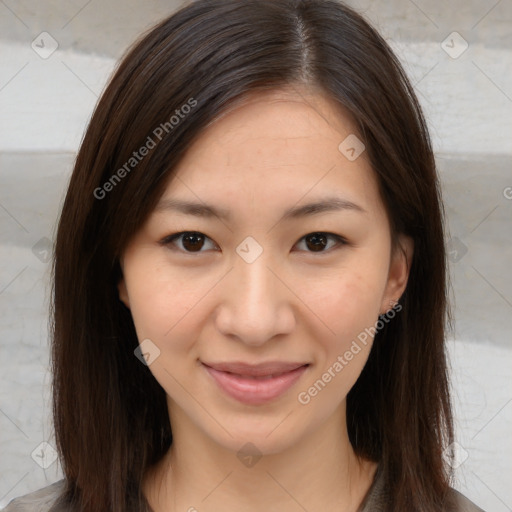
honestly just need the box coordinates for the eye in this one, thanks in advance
[159,231,218,253]
[294,232,347,253]
[160,231,347,254]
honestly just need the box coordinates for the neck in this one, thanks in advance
[144,403,377,512]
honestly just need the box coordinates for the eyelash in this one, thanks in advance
[159,231,348,255]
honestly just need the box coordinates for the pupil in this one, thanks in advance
[307,233,327,252]
[183,233,204,251]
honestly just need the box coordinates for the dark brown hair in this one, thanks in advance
[50,0,454,510]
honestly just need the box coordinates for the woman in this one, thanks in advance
[2,0,485,510]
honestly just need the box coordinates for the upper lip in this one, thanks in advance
[202,361,309,377]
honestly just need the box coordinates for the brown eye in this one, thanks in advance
[305,233,328,252]
[181,232,205,251]
[295,232,347,253]
[160,231,217,253]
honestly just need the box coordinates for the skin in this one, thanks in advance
[118,84,413,512]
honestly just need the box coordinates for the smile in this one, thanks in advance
[202,362,310,405]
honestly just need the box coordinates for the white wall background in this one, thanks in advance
[1,0,511,510]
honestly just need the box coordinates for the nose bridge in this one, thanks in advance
[216,240,294,345]
[237,246,275,308]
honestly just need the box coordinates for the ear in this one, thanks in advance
[380,234,414,315]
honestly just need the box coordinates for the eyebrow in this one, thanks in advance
[155,195,367,222]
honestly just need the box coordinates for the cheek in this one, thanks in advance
[296,270,383,410]
[123,258,205,349]
[124,265,207,397]
[309,263,386,349]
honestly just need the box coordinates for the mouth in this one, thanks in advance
[201,361,310,405]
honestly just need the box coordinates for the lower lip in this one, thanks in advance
[203,364,309,405]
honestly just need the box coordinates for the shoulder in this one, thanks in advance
[360,468,486,512]
[448,488,486,512]
[1,480,69,512]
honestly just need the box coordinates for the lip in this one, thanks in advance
[202,361,309,405]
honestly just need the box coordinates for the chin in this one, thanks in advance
[206,413,306,458]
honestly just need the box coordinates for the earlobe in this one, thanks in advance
[380,234,414,315]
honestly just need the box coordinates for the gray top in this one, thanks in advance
[2,471,485,511]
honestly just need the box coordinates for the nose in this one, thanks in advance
[214,248,296,347]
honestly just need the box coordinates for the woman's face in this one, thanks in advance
[118,86,413,456]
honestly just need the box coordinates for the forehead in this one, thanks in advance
[159,86,383,223]
[180,86,360,165]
